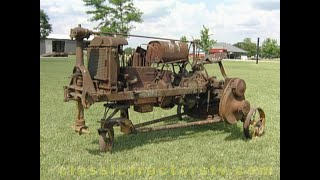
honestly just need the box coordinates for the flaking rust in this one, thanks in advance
[63,24,266,152]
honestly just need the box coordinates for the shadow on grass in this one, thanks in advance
[87,118,247,154]
[86,149,104,156]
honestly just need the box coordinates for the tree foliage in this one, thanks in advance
[124,47,135,54]
[199,25,216,54]
[180,36,188,42]
[233,38,257,57]
[83,0,143,35]
[261,38,280,58]
[40,9,52,39]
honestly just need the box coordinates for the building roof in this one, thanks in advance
[47,33,94,41]
[212,42,247,53]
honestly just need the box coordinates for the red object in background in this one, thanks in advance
[209,48,227,54]
[188,53,205,58]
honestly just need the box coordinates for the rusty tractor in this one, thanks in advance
[63,25,266,152]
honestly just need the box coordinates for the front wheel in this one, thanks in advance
[243,107,266,139]
[98,128,114,152]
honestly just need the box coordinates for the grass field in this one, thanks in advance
[40,56,280,179]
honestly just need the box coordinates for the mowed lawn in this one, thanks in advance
[40,56,280,180]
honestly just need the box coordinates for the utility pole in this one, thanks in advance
[256,37,260,64]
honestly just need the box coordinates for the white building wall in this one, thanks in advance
[64,40,76,54]
[45,39,52,53]
[40,40,46,55]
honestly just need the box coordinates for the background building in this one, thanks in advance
[40,38,90,56]
[211,42,247,59]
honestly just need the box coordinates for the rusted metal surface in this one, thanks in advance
[70,24,92,40]
[87,46,119,86]
[98,128,114,152]
[134,114,182,128]
[63,25,266,152]
[129,47,147,67]
[121,67,156,89]
[100,87,208,101]
[71,99,89,134]
[243,107,266,138]
[87,48,108,80]
[145,41,189,64]
[70,24,92,66]
[218,62,228,78]
[136,115,222,133]
[219,78,250,124]
[65,25,96,133]
[89,36,128,47]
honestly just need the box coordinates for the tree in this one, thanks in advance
[276,45,280,58]
[199,25,216,54]
[124,47,135,55]
[40,9,52,39]
[180,36,188,42]
[233,38,257,57]
[261,38,280,59]
[83,0,143,35]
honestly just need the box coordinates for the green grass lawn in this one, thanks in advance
[40,56,280,179]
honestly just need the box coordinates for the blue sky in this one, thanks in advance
[40,0,280,47]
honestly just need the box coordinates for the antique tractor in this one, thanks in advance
[64,25,266,152]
